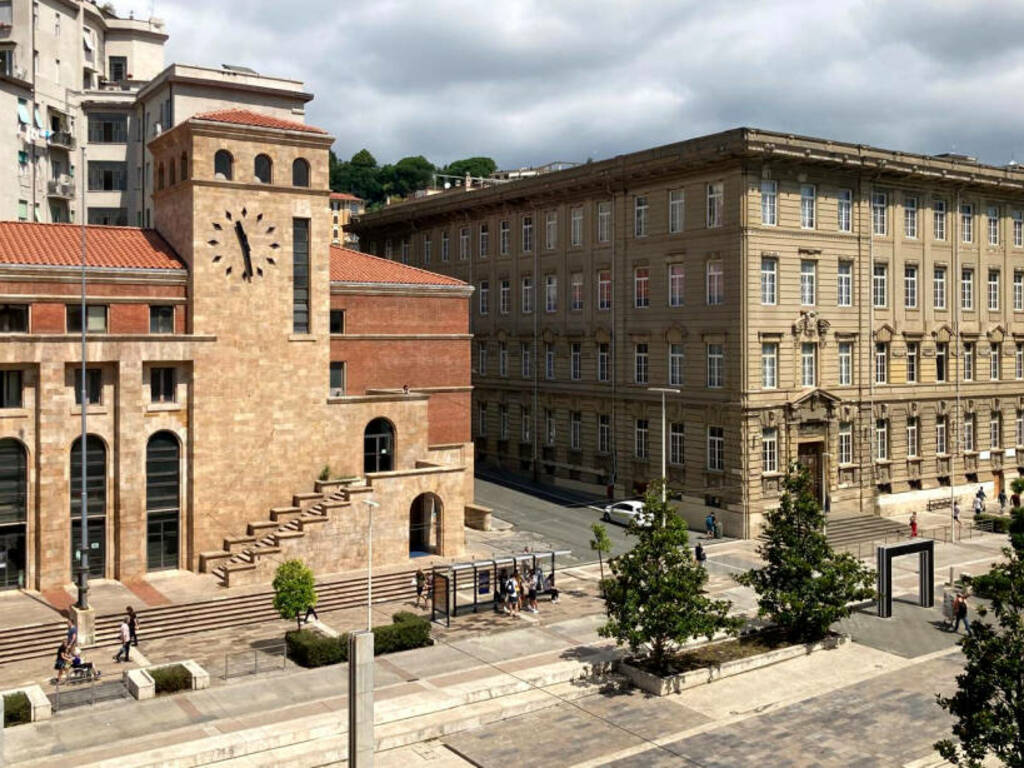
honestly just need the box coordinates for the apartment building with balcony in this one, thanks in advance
[352,128,1024,538]
[329,191,363,246]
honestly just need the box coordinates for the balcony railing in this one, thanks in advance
[47,177,76,199]
[49,131,76,150]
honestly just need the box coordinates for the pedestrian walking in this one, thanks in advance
[953,502,961,534]
[414,568,426,608]
[1012,490,1021,509]
[705,512,715,538]
[695,543,707,568]
[998,488,1008,512]
[515,572,525,613]
[65,617,78,649]
[302,603,319,624]
[505,572,519,616]
[53,641,70,684]
[527,569,540,614]
[126,606,139,646]
[973,495,983,517]
[909,511,918,538]
[113,618,131,663]
[952,593,971,635]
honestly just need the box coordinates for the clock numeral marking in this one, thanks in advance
[208,239,218,246]
[212,222,223,231]
[225,266,232,275]
[241,207,247,218]
[225,211,232,221]
[256,267,263,277]
[270,242,280,249]
[256,213,263,222]
[212,255,222,263]
[266,226,276,234]
[266,257,276,265]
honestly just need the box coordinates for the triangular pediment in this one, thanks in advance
[791,387,843,407]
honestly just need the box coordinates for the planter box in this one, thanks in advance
[1,685,51,722]
[617,633,849,697]
[125,659,210,701]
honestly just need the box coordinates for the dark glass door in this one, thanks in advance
[798,441,824,506]
[147,512,179,571]
[146,432,180,571]
[71,517,105,579]
[364,419,394,473]
[0,526,26,589]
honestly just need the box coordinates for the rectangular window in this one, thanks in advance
[478,342,488,376]
[1015,210,1023,247]
[521,407,531,443]
[478,281,489,315]
[961,203,974,243]
[521,343,531,379]
[800,184,816,229]
[668,264,685,307]
[706,182,724,228]
[761,180,777,226]
[801,342,816,387]
[147,366,175,403]
[598,270,612,311]
[499,405,509,440]
[707,426,724,471]
[598,414,611,453]
[400,239,410,264]
[0,305,28,333]
[598,343,610,382]
[545,274,558,312]
[597,202,611,243]
[66,305,107,334]
[838,341,853,386]
[571,207,583,247]
[634,196,648,238]
[1019,412,1024,447]
[477,403,487,436]
[670,423,684,465]
[571,272,584,311]
[634,267,649,308]
[706,261,723,305]
[441,231,449,262]
[875,419,889,461]
[292,219,310,333]
[459,227,470,260]
[499,342,508,377]
[906,417,919,458]
[964,343,975,381]
[522,216,533,253]
[499,221,510,255]
[875,343,888,384]
[872,191,887,235]
[962,267,974,310]
[521,276,533,314]
[934,199,947,240]
[499,280,511,315]
[762,342,778,389]
[0,370,22,409]
[837,261,852,306]
[74,367,103,406]
[872,263,888,308]
[904,264,918,309]
[423,235,432,265]
[906,342,918,383]
[634,343,649,385]
[988,269,1000,311]
[936,343,948,383]
[570,412,581,451]
[1014,270,1023,311]
[988,205,999,245]
[837,189,852,232]
[990,412,1002,449]
[479,223,489,257]
[668,189,684,233]
[707,344,724,388]
[904,196,918,238]
[760,258,777,305]
[991,343,1001,381]
[570,343,581,381]
[838,422,853,464]
[545,212,557,250]
[800,260,816,306]
[669,343,684,387]
[936,418,947,455]
[545,344,555,380]
[635,419,649,459]
[87,113,128,143]
[934,266,947,310]
[1017,343,1023,380]
[762,428,778,473]
[545,409,556,445]
[964,416,975,452]
[149,305,174,333]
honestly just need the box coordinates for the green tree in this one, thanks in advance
[936,507,1024,767]
[332,149,383,204]
[736,465,875,643]
[599,481,739,674]
[590,522,612,587]
[443,156,497,180]
[381,155,435,199]
[273,559,317,632]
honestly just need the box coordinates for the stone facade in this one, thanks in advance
[352,128,1024,538]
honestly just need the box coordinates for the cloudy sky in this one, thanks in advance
[149,0,1024,169]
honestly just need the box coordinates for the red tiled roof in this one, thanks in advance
[330,246,466,287]
[330,192,363,201]
[0,222,185,271]
[193,108,327,134]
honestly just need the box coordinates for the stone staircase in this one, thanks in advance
[825,515,907,549]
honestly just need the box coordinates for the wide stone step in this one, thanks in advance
[269,506,302,522]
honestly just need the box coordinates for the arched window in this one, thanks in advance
[254,153,272,184]
[168,160,176,186]
[409,493,442,556]
[363,418,394,474]
[146,431,180,571]
[70,435,106,579]
[0,439,27,589]
[156,162,165,190]
[214,150,233,180]
[179,152,188,181]
[292,157,310,187]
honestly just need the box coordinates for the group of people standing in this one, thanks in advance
[498,567,557,617]
[53,606,139,685]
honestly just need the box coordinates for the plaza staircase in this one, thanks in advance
[825,515,907,551]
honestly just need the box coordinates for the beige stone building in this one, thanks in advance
[352,128,1024,538]
[329,191,363,246]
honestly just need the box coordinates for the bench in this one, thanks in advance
[926,498,952,511]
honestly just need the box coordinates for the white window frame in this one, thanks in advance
[964,343,974,382]
[478,280,489,315]
[906,342,918,383]
[875,419,889,461]
[478,342,488,375]
[499,220,510,255]
[597,202,611,244]
[801,342,816,387]
[669,423,684,465]
[873,263,888,308]
[707,343,724,388]
[800,184,816,229]
[761,257,777,305]
[570,343,581,381]
[906,417,918,458]
[635,419,649,459]
[838,422,853,464]
[837,188,852,232]
[545,343,555,380]
[706,260,723,305]
[499,342,508,377]
[800,260,816,306]
[875,343,888,384]
[634,343,649,385]
[761,180,777,226]
[904,196,918,239]
[762,428,778,473]
[707,426,724,471]
[936,343,948,383]
[1014,270,1023,311]
[988,269,1000,311]
[904,264,918,309]
[424,235,432,265]
[499,280,511,315]
[634,267,650,308]
[837,261,852,307]
[1014,210,1023,248]
[521,275,533,314]
[634,195,648,238]
[838,342,853,386]
[598,343,609,382]
[991,344,1001,381]
[545,274,558,313]
[598,414,611,453]
[570,207,583,247]
[441,231,449,262]
[936,418,947,455]
[668,264,685,307]
[459,227,469,260]
[499,406,509,439]
[570,412,581,451]
[479,223,489,257]
[668,189,684,234]
[521,342,531,379]
[1017,343,1023,380]
[706,182,723,228]
[761,342,778,389]
[934,200,947,241]
[934,266,947,310]
[571,272,584,311]
[872,191,887,235]
[522,215,533,253]
[598,270,612,311]
[669,343,684,387]
[961,203,973,244]
[962,267,974,310]
[988,205,999,246]
[545,211,557,251]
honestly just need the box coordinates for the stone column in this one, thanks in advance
[347,630,374,767]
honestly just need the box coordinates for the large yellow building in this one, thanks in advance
[352,128,1024,537]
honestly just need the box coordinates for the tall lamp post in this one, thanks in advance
[363,499,379,631]
[648,387,680,502]
[76,144,89,612]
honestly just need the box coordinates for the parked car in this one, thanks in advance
[602,500,652,527]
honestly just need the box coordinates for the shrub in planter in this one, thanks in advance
[374,614,430,655]
[149,664,192,695]
[3,691,31,727]
[286,629,347,668]
[976,513,1011,533]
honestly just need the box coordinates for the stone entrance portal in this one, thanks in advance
[409,493,442,556]
[876,538,935,618]
[797,441,824,506]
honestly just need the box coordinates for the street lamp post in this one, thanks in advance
[363,499,380,631]
[76,144,89,611]
[648,388,680,502]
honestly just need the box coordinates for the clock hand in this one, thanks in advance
[234,220,253,279]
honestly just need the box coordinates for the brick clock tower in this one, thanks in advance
[148,111,335,569]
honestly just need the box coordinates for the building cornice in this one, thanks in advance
[0,265,187,283]
[134,65,312,105]
[330,283,473,298]
[0,293,186,304]
[335,334,472,341]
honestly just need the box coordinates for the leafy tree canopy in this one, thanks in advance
[273,559,317,631]
[443,156,498,179]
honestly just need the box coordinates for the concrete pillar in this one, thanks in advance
[71,605,95,646]
[1,688,5,767]
[347,630,374,767]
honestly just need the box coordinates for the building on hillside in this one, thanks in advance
[329,191,363,246]
[0,0,311,228]
[0,108,472,592]
[351,127,1024,538]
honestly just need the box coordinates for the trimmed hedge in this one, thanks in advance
[3,691,31,728]
[150,664,192,695]
[286,613,432,668]
[976,513,1011,533]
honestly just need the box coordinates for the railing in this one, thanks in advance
[52,672,128,713]
[47,177,75,198]
[49,131,76,150]
[835,522,989,561]
[222,640,288,680]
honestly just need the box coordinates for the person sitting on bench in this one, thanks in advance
[544,573,560,603]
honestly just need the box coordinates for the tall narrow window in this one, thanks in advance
[1014,270,1023,311]
[906,417,918,458]
[873,263,888,308]
[1017,343,1023,380]
[990,411,1002,449]
[988,269,1000,311]
[875,343,888,384]
[991,343,1001,381]
[0,371,22,408]
[668,264,685,307]
[634,343,649,384]
[597,343,610,382]
[570,412,581,450]
[150,367,176,403]
[598,414,611,453]
[499,342,508,377]
[499,280,510,315]
[521,407,531,443]
[936,418,947,455]
[762,428,779,473]
[872,191,887,235]
[522,216,533,253]
[838,341,853,386]
[838,422,853,464]
[906,342,918,383]
[520,343,531,379]
[254,154,272,184]
[934,199,947,240]
[707,344,724,388]
[668,189,684,233]
[761,342,778,389]
[521,276,533,314]
[292,219,310,333]
[936,343,948,383]
[707,426,724,471]
[423,235,432,265]
[598,270,612,311]
[571,207,583,247]
[1014,210,1023,247]
[478,403,487,435]
[441,231,449,262]
[962,267,974,310]
[634,196,648,238]
[292,158,310,187]
[545,211,557,250]
[761,257,777,305]
[761,180,777,226]
[479,223,489,257]
[875,419,889,461]
[478,343,487,375]
[670,423,684,465]
[934,266,947,310]
[837,261,852,306]
[706,182,723,228]
[214,150,233,180]
[801,343,817,387]
[570,343,581,381]
[545,344,555,380]
[478,281,489,315]
[800,260,816,305]
[988,205,999,245]
[459,227,470,260]
[964,343,975,381]
[1018,411,1024,447]
[669,344,684,387]
[571,272,584,311]
[706,261,723,305]
[545,274,558,312]
[500,405,509,439]
[597,202,611,243]
[837,189,852,232]
[904,196,918,238]
[964,416,975,452]
[499,220,510,255]
[904,264,918,309]
[635,419,649,459]
[634,267,649,308]
[961,203,974,243]
[800,184,816,229]
[329,362,345,395]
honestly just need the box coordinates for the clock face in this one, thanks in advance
[208,208,280,282]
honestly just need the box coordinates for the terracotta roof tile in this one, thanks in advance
[193,108,327,134]
[330,192,363,201]
[0,222,185,271]
[329,246,465,287]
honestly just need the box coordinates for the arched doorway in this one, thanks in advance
[0,439,27,589]
[409,493,442,556]
[70,435,106,579]
[364,418,394,474]
[146,431,180,571]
